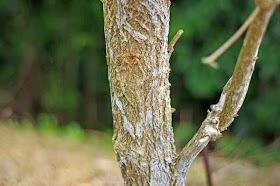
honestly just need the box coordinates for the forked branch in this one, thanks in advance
[174,1,279,185]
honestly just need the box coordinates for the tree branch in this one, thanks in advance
[202,7,260,68]
[174,1,279,185]
[168,29,184,57]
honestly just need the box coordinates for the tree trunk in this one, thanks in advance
[103,0,176,185]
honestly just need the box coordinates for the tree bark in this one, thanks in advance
[103,0,176,185]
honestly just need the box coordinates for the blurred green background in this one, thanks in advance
[0,0,279,164]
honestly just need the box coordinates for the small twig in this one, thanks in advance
[202,7,260,68]
[168,29,184,56]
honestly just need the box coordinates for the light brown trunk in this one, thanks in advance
[103,0,176,185]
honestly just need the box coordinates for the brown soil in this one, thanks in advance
[0,124,279,186]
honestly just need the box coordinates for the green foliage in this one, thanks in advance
[216,136,241,155]
[21,119,34,131]
[170,0,280,139]
[170,0,252,99]
[37,113,85,140]
[253,144,280,166]
[38,113,59,134]
[174,123,198,147]
[102,129,114,152]
[228,137,262,157]
[42,72,80,111]
[63,121,85,141]
[216,136,280,166]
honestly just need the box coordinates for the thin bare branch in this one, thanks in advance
[168,29,184,56]
[174,1,279,185]
[202,7,260,68]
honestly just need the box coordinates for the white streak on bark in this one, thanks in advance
[204,125,219,135]
[150,159,171,186]
[118,156,127,166]
[135,122,142,138]
[120,0,127,5]
[112,96,135,138]
[236,86,244,93]
[123,116,135,139]
[153,67,168,77]
[109,47,114,58]
[145,109,153,129]
[198,136,210,144]
[231,95,238,101]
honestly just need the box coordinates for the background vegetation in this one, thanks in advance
[0,0,279,166]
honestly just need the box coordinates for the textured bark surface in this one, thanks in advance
[103,0,176,185]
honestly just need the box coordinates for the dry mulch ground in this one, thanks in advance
[0,123,279,186]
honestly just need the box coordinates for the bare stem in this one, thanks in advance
[202,7,260,68]
[168,29,184,56]
[174,1,279,185]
